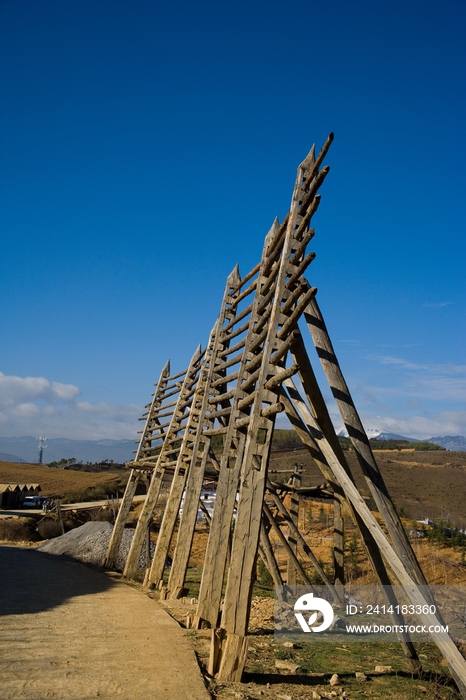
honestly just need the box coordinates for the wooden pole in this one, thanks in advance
[123,347,202,579]
[303,297,429,589]
[102,469,140,569]
[217,140,331,681]
[281,379,422,670]
[168,266,242,596]
[286,379,466,693]
[333,495,345,596]
[286,466,300,589]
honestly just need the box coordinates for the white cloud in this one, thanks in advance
[363,356,466,401]
[0,371,80,404]
[360,411,466,440]
[11,403,41,418]
[0,370,141,440]
[361,378,466,403]
[75,401,140,417]
[367,355,466,374]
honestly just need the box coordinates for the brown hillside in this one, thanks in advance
[0,461,128,498]
[269,448,466,524]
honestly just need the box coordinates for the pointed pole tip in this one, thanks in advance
[228,263,241,284]
[264,217,280,248]
[299,144,316,170]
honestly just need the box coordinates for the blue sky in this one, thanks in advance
[1,0,464,441]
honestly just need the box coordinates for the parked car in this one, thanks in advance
[22,496,48,509]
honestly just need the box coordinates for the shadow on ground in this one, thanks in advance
[0,546,115,616]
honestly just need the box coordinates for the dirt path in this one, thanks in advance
[0,546,210,700]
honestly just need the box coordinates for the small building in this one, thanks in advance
[0,483,42,509]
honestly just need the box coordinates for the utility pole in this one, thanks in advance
[37,434,47,464]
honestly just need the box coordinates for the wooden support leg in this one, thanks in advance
[333,495,345,595]
[215,451,269,681]
[303,299,429,590]
[259,520,286,601]
[144,463,188,588]
[168,450,210,596]
[216,632,249,683]
[102,469,141,569]
[287,469,300,589]
[123,467,164,579]
[195,439,245,629]
[287,383,466,694]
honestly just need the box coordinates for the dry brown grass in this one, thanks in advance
[269,448,466,524]
[0,460,128,498]
[0,517,40,542]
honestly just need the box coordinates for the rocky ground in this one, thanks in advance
[158,593,462,700]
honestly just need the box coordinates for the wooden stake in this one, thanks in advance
[287,467,300,588]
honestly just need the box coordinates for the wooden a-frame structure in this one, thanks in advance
[103,134,466,695]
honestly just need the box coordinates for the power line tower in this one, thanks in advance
[37,434,47,464]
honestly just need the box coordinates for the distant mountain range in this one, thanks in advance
[1,430,465,465]
[0,452,26,463]
[337,429,466,451]
[428,435,466,451]
[0,436,136,464]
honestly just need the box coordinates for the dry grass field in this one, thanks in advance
[2,447,464,521]
[269,448,466,525]
[0,460,128,500]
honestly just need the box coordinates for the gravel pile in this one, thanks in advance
[38,521,155,570]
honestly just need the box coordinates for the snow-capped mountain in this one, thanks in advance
[337,428,466,450]
[337,428,416,442]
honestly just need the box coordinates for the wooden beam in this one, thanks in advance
[286,380,466,693]
[286,468,300,588]
[303,298,430,589]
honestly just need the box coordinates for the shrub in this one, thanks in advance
[37,519,63,539]
[258,558,274,587]
[311,559,326,585]
[0,517,38,542]
[89,509,114,522]
[62,478,126,504]
[271,429,303,451]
